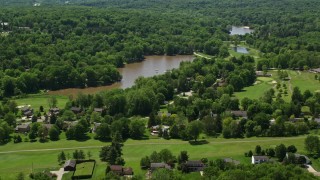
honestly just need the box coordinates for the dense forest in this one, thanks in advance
[0,0,319,141]
[0,0,320,97]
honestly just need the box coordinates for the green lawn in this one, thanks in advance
[234,70,320,102]
[74,161,95,176]
[288,71,320,93]
[234,77,275,101]
[0,135,313,179]
[62,171,73,180]
[13,94,69,111]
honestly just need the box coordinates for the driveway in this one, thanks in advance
[306,165,320,176]
[50,168,68,180]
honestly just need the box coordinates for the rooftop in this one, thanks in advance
[64,160,76,168]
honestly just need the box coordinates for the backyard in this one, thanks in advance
[73,161,95,177]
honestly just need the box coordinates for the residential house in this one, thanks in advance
[63,121,78,130]
[252,156,269,164]
[210,112,218,118]
[71,107,82,114]
[289,118,304,123]
[21,106,33,117]
[151,125,170,136]
[49,107,60,116]
[230,110,248,119]
[310,68,320,73]
[150,163,171,171]
[184,160,205,172]
[158,112,172,117]
[110,165,123,175]
[15,123,31,133]
[224,158,240,165]
[110,165,134,176]
[18,27,31,30]
[256,71,272,77]
[92,122,101,133]
[64,160,76,171]
[94,108,103,113]
[123,167,133,177]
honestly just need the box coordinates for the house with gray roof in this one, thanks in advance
[64,160,76,171]
[150,163,171,171]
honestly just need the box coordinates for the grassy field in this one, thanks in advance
[234,77,275,101]
[13,94,69,111]
[235,70,320,102]
[288,71,320,93]
[74,161,95,176]
[0,134,315,179]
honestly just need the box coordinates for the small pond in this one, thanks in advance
[232,47,249,54]
[230,26,254,35]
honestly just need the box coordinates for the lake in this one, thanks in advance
[232,47,249,54]
[48,55,195,96]
[230,26,254,35]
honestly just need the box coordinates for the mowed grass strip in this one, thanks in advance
[74,161,95,176]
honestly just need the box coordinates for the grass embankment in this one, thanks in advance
[13,94,68,110]
[0,135,315,179]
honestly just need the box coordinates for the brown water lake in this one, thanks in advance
[48,55,194,96]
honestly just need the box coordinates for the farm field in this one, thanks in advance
[0,135,314,179]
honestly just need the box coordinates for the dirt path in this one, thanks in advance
[193,52,211,59]
[0,137,307,154]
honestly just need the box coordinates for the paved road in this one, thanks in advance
[0,136,307,154]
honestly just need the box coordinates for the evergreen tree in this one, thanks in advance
[58,151,66,164]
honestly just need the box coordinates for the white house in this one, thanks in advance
[252,156,269,164]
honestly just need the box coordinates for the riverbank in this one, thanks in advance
[47,55,194,96]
